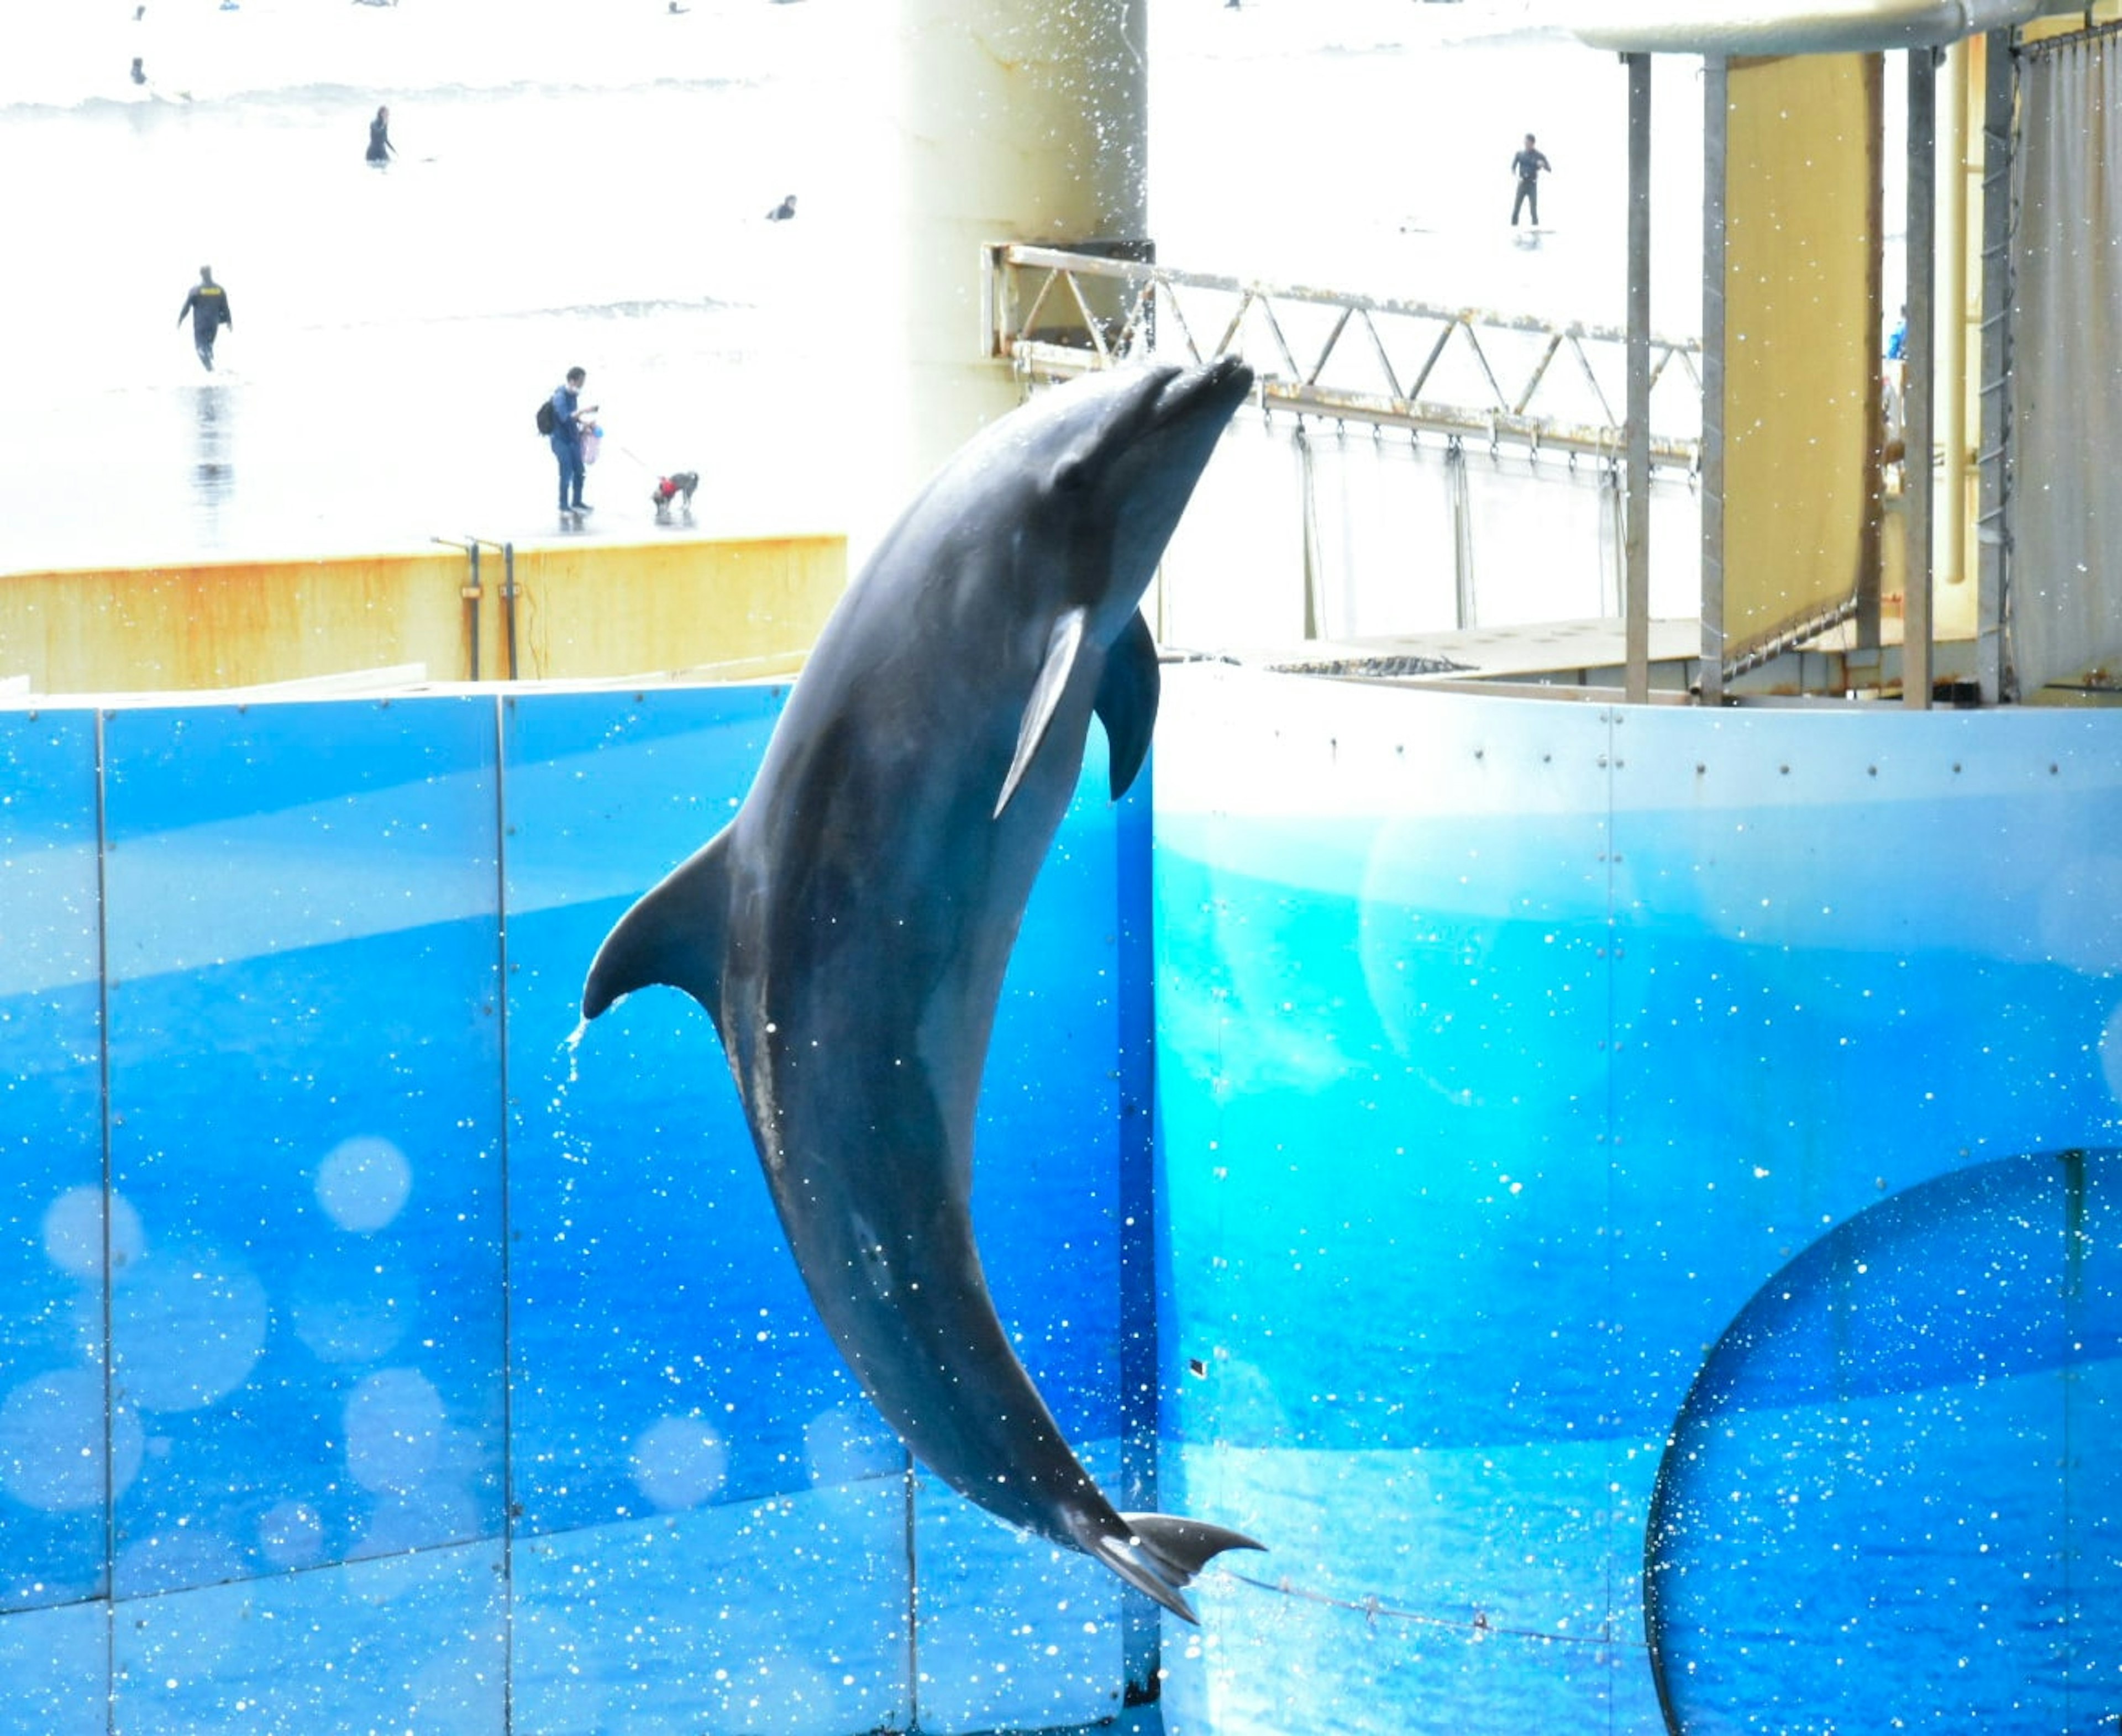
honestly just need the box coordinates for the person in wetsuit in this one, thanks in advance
[1510,133,1552,228]
[366,105,395,166]
[177,266,233,371]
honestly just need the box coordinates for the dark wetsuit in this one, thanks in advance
[178,281,233,370]
[1510,147,1551,227]
[366,114,392,165]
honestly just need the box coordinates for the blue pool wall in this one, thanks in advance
[2,671,2120,1734]
[1150,666,2122,1735]
[0,686,1154,1736]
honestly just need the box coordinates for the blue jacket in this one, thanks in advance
[549,385,580,452]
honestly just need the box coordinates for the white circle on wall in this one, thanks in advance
[43,1187,145,1281]
[0,1368,144,1511]
[114,1250,269,1413]
[631,1414,729,1511]
[316,1137,413,1233]
[344,1367,445,1496]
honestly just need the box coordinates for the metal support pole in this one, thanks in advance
[1938,40,1969,595]
[1625,51,1652,706]
[1904,48,1937,709]
[501,541,519,681]
[1296,422,1322,640]
[1974,30,2015,703]
[1700,57,1728,704]
[1447,438,1476,629]
[465,539,482,685]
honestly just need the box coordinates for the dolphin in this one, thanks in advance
[582,355,1263,1622]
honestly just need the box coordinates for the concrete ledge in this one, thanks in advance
[0,535,847,696]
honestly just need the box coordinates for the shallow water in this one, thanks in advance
[0,0,1706,575]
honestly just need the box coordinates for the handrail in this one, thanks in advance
[985,243,1703,470]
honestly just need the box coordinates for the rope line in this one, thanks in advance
[1221,1570,1651,1651]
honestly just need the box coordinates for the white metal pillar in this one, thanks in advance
[855,0,1150,569]
[1904,48,1937,709]
[1700,58,1728,704]
[1625,52,1652,706]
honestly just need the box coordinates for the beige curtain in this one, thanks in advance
[2009,33,2122,696]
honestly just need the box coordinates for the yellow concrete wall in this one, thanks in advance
[1723,52,1884,655]
[0,535,847,696]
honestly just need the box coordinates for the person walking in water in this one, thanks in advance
[177,266,233,371]
[366,106,395,167]
[1510,133,1552,228]
[549,367,596,520]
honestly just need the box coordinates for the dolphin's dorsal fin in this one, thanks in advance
[995,608,1087,818]
[581,832,733,1036]
[1095,609,1160,799]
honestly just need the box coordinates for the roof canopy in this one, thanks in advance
[1567,0,2062,54]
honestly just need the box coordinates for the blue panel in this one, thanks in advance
[512,1481,912,1734]
[112,1540,505,1732]
[968,735,1130,1444]
[1153,676,2122,1735]
[913,1448,1126,1735]
[913,741,1137,1730]
[500,686,899,1539]
[1152,671,1639,1725]
[0,708,109,1612]
[0,1599,106,1734]
[1609,707,2122,1436]
[1647,1151,2122,1733]
[101,699,506,1597]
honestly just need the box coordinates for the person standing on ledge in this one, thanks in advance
[549,367,596,521]
[177,266,233,371]
[1509,132,1552,228]
[366,104,395,166]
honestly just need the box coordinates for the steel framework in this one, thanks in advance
[983,243,1704,470]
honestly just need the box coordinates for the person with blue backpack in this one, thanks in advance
[539,367,596,520]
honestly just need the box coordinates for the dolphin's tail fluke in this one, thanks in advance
[1091,1513,1265,1624]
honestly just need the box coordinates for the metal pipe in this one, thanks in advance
[502,542,519,681]
[1626,52,1653,707]
[1447,439,1476,630]
[1939,38,1970,590]
[1903,47,1938,709]
[465,539,482,684]
[1974,28,2014,702]
[1701,57,1730,703]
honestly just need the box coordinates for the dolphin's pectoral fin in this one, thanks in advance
[995,608,1088,819]
[1095,1514,1265,1625]
[581,831,733,1033]
[1094,610,1160,800]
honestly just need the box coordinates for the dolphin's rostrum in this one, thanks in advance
[583,356,1263,1622]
